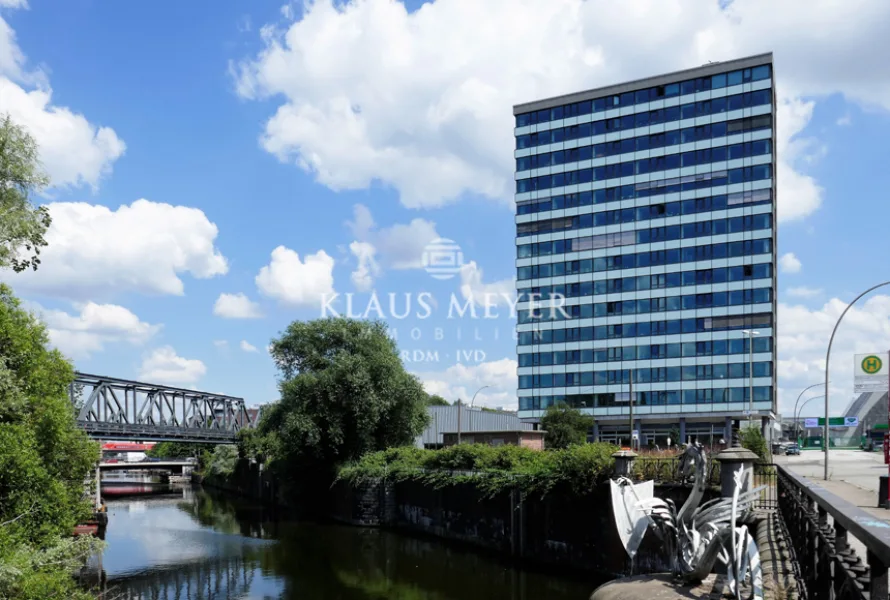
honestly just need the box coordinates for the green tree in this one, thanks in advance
[669,426,681,447]
[254,318,429,501]
[0,115,52,273]
[426,394,450,406]
[0,284,100,599]
[540,403,594,449]
[146,441,201,460]
[741,426,770,464]
[206,445,239,478]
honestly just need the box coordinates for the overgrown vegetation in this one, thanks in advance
[741,427,770,464]
[337,442,619,498]
[146,441,201,460]
[238,318,431,509]
[204,445,239,480]
[0,284,101,599]
[539,403,594,449]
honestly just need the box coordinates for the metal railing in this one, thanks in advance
[634,457,777,510]
[777,464,890,600]
[751,463,778,510]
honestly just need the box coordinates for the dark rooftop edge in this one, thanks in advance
[513,52,773,115]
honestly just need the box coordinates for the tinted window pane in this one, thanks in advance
[751,65,771,81]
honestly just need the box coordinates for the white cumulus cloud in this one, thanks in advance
[777,295,890,418]
[459,261,515,309]
[240,340,258,353]
[0,7,124,190]
[349,241,380,291]
[779,252,802,274]
[34,301,160,359]
[0,79,126,190]
[347,204,440,270]
[786,286,822,299]
[255,245,335,307]
[232,0,890,220]
[213,292,263,319]
[139,346,206,386]
[2,200,228,300]
[415,358,518,410]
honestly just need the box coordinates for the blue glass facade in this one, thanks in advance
[513,54,777,444]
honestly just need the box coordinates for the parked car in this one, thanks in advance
[785,444,801,456]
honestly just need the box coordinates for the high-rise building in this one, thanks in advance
[513,53,776,446]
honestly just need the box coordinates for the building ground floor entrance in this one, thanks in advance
[589,415,772,450]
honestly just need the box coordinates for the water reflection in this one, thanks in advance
[84,482,597,599]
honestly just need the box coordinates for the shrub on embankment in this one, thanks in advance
[336,442,619,498]
[0,284,101,599]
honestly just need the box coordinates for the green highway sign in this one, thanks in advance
[802,417,859,428]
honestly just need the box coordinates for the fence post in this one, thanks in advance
[714,447,757,498]
[612,450,638,479]
[868,550,889,600]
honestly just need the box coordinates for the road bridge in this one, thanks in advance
[71,372,256,443]
[94,460,196,507]
[99,460,195,472]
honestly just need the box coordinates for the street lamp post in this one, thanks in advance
[824,281,890,480]
[792,383,828,442]
[455,385,491,446]
[741,330,760,429]
[470,385,491,409]
[795,395,824,444]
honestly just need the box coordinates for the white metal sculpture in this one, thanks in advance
[609,444,765,600]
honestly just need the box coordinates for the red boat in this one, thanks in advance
[73,512,108,537]
[73,523,99,536]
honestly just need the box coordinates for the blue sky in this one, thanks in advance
[1,0,889,415]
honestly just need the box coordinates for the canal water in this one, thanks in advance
[85,480,599,599]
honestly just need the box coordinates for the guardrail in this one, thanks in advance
[777,464,889,600]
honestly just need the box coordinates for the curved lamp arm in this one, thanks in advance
[824,281,890,480]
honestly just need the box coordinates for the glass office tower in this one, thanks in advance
[514,54,776,446]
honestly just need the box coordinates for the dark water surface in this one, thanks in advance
[85,482,598,599]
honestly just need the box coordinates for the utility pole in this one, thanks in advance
[457,398,462,445]
[628,369,634,450]
[742,330,759,430]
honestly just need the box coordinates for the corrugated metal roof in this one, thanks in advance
[415,406,535,447]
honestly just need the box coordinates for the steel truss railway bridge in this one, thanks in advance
[71,372,256,444]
